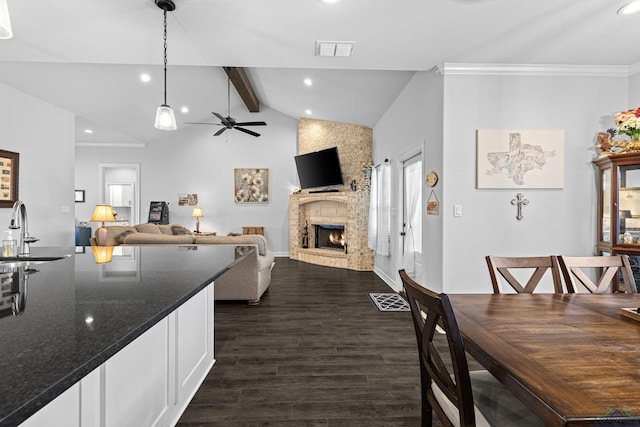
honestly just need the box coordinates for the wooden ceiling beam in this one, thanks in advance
[223,66,260,113]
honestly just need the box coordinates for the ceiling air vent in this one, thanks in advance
[315,40,355,57]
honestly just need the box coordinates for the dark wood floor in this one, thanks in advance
[177,257,443,426]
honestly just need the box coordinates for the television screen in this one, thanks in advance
[294,147,344,190]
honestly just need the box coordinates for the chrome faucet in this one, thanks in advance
[9,201,37,255]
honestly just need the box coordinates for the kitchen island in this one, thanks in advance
[0,245,237,427]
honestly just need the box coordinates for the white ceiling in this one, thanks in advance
[0,0,638,146]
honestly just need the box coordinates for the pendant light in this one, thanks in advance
[154,0,177,130]
[0,0,13,39]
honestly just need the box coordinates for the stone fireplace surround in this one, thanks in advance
[289,191,373,271]
[289,118,374,271]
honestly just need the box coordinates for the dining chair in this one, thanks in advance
[485,255,564,294]
[399,269,544,427]
[557,254,638,294]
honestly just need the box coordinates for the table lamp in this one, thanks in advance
[192,207,203,233]
[90,204,116,246]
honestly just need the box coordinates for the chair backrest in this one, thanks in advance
[485,255,563,294]
[558,255,638,294]
[399,269,476,426]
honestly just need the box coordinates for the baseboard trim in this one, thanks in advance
[374,267,400,292]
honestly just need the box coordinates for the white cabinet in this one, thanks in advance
[19,284,214,427]
[107,183,133,207]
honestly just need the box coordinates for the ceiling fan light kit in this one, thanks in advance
[0,0,13,39]
[153,0,177,131]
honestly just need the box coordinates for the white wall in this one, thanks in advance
[76,107,297,255]
[373,67,629,294]
[0,82,75,247]
[441,71,627,293]
[372,71,443,290]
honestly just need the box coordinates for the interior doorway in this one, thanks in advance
[99,163,141,225]
[400,152,423,280]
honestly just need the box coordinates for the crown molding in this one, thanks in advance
[438,63,629,77]
[629,61,640,76]
[75,142,147,148]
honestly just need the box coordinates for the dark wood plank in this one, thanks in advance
[223,67,260,112]
[177,258,478,426]
[449,293,640,427]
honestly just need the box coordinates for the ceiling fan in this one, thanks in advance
[186,78,267,137]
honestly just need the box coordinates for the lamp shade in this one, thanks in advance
[92,246,114,264]
[90,204,116,223]
[192,207,204,217]
[0,0,13,40]
[154,104,177,130]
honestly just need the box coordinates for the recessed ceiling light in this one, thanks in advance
[618,1,640,14]
[319,0,339,3]
[180,106,189,113]
[305,109,312,115]
[84,129,93,134]
[304,78,313,86]
[140,73,151,83]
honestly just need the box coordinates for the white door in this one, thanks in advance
[401,154,422,279]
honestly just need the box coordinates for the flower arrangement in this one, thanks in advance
[615,107,640,141]
[362,162,373,180]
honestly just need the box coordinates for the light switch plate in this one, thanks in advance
[453,204,462,217]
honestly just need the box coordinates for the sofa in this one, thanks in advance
[92,223,275,304]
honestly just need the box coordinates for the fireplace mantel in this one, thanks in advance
[289,191,373,271]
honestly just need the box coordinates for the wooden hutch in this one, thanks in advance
[594,152,640,287]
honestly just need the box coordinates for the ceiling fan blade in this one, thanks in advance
[235,127,261,137]
[234,121,267,126]
[214,127,227,136]
[212,112,230,126]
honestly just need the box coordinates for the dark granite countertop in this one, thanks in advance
[0,245,237,426]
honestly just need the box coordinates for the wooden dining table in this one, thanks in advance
[449,293,640,427]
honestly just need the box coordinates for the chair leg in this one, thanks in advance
[420,365,433,427]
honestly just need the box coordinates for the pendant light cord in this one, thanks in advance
[163,9,168,105]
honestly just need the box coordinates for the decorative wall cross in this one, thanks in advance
[511,193,529,220]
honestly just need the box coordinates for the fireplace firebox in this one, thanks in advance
[314,224,346,252]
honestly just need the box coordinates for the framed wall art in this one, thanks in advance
[75,190,86,203]
[234,168,269,204]
[477,129,564,189]
[0,150,19,208]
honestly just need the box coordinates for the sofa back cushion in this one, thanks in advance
[158,224,174,235]
[134,223,162,234]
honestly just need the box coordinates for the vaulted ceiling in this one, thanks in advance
[0,0,638,146]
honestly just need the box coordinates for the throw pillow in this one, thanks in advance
[171,225,192,235]
[116,229,136,244]
[227,232,241,236]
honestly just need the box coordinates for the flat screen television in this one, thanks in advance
[294,147,344,190]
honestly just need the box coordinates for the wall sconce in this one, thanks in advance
[90,204,116,246]
[192,207,203,233]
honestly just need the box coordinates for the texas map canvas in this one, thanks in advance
[477,129,564,189]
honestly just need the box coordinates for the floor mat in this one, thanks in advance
[368,293,410,312]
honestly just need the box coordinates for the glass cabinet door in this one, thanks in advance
[602,168,611,243]
[618,165,640,245]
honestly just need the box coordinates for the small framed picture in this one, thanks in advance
[75,190,85,203]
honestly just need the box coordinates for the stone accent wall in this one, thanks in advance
[290,118,374,271]
[298,117,372,188]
